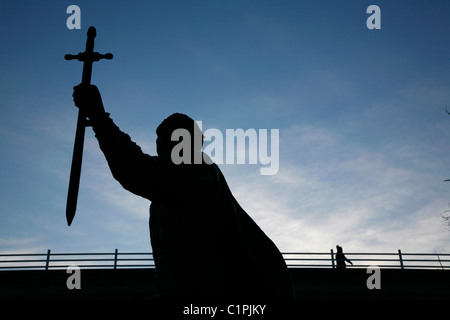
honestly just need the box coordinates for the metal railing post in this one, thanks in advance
[330,249,335,268]
[398,249,404,269]
[45,249,51,270]
[113,249,118,269]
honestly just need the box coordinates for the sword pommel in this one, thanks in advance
[87,26,96,39]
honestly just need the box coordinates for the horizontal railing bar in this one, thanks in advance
[0,266,47,270]
[0,252,114,257]
[283,258,331,261]
[116,258,155,261]
[0,259,47,263]
[285,259,409,263]
[283,252,447,255]
[399,253,450,256]
[43,252,154,256]
[42,252,113,256]
[282,252,401,255]
[281,252,331,255]
[287,264,333,267]
[402,259,450,262]
[113,264,154,267]
[0,253,48,257]
[43,259,115,262]
[47,265,154,269]
[0,266,150,270]
[48,264,135,269]
[339,258,402,262]
[114,252,153,255]
[287,265,436,269]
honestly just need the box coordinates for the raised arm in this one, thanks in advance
[72,84,160,200]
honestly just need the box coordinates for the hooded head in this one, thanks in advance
[156,113,203,157]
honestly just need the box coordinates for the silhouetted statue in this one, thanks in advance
[335,245,353,269]
[72,84,295,300]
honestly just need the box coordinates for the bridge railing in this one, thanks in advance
[284,250,450,269]
[0,249,448,270]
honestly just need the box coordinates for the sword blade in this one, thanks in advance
[66,109,87,226]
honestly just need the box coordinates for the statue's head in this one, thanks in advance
[156,113,203,157]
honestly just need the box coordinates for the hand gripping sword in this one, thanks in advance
[65,26,113,226]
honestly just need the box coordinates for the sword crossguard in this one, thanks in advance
[65,52,114,62]
[65,26,113,66]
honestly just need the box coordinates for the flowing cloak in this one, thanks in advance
[91,114,295,300]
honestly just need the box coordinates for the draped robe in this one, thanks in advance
[91,114,295,300]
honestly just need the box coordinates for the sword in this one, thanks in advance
[65,26,113,226]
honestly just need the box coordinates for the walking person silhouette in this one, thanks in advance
[72,84,295,300]
[335,245,353,269]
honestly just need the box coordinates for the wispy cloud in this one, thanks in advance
[0,237,47,254]
[223,124,450,253]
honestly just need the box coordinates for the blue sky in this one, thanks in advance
[1,0,450,257]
